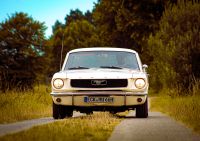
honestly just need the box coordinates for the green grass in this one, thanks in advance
[151,94,200,134]
[0,85,52,123]
[0,112,121,141]
[0,85,124,141]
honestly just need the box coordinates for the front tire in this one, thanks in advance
[109,111,117,115]
[86,111,93,115]
[53,102,59,119]
[136,97,148,118]
[53,102,73,119]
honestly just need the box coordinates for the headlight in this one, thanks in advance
[135,78,146,89]
[53,79,64,89]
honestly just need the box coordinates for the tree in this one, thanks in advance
[52,20,64,34]
[65,9,85,26]
[51,20,101,72]
[93,0,167,57]
[148,1,200,92]
[85,10,93,24]
[65,9,94,26]
[0,12,47,91]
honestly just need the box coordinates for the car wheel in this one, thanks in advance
[66,109,73,117]
[86,111,93,115]
[136,97,148,118]
[53,101,60,119]
[53,102,73,119]
[109,111,117,115]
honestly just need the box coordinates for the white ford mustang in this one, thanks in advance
[51,47,149,119]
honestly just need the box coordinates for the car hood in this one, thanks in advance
[53,68,146,79]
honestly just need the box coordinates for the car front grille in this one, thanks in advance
[70,79,128,88]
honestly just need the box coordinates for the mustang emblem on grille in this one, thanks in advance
[91,80,107,86]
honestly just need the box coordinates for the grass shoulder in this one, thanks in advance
[151,93,200,134]
[0,112,121,141]
[0,85,52,124]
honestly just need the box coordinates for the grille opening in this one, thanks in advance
[71,79,128,88]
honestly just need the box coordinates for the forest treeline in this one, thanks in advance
[0,0,199,94]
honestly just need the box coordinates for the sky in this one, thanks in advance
[0,0,97,37]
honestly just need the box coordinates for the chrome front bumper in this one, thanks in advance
[51,91,147,106]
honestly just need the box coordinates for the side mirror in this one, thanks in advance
[142,64,148,72]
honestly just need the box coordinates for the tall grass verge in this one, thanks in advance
[151,81,200,134]
[0,112,121,141]
[0,85,51,123]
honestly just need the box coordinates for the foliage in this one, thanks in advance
[0,12,47,91]
[52,20,64,34]
[93,0,172,63]
[49,9,101,73]
[51,20,101,72]
[65,9,94,25]
[148,1,200,92]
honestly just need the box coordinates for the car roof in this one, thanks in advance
[68,47,138,54]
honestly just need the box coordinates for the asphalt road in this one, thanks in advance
[108,111,200,141]
[0,112,84,136]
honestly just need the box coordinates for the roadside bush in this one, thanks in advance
[148,1,200,94]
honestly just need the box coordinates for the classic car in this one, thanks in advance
[51,47,149,119]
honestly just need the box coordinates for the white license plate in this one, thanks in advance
[84,96,114,103]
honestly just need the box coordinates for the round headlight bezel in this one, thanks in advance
[53,78,64,89]
[135,78,146,89]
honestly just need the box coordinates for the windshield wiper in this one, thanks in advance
[100,66,123,69]
[68,66,89,70]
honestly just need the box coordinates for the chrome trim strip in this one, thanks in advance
[51,91,147,96]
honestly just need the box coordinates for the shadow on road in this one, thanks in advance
[112,111,167,119]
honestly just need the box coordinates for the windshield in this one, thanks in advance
[64,51,140,70]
